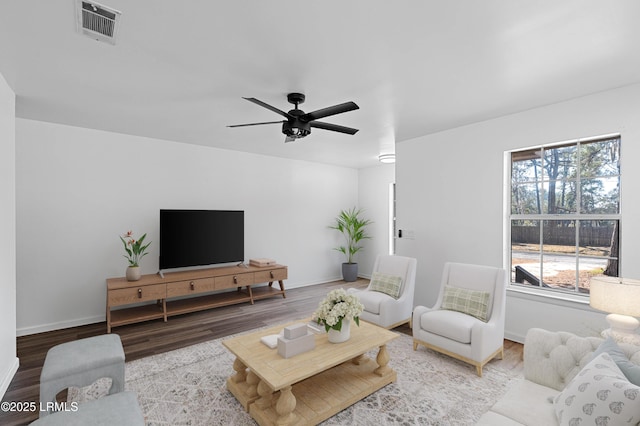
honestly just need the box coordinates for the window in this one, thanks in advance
[509,135,621,294]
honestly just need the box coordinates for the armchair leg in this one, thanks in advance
[413,338,503,377]
[476,365,483,377]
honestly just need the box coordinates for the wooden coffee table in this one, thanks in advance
[222,318,398,426]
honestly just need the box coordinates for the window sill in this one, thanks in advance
[507,284,595,311]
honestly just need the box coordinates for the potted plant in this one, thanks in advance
[120,230,151,281]
[329,207,372,282]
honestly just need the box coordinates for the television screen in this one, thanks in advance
[159,209,244,270]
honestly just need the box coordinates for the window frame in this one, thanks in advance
[506,133,621,297]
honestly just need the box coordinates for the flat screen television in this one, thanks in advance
[159,209,244,271]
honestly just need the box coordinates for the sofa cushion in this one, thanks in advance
[369,272,403,299]
[553,352,640,426]
[419,309,478,344]
[488,378,559,426]
[441,285,490,322]
[591,337,640,386]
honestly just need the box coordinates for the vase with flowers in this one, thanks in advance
[313,288,364,343]
[120,230,151,281]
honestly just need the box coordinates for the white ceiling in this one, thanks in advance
[2,1,640,169]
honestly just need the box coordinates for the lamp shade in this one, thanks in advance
[590,276,640,317]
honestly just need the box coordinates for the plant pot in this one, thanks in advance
[342,262,358,282]
[328,319,351,343]
[126,266,141,281]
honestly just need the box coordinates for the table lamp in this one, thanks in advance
[590,276,640,345]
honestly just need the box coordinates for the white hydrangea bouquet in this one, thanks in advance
[313,288,364,332]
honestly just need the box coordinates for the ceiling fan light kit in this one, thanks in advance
[228,93,359,143]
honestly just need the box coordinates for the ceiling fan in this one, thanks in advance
[228,93,359,142]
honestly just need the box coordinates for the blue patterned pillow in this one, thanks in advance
[591,337,640,386]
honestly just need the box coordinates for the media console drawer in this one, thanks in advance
[215,273,253,289]
[254,268,287,283]
[106,264,287,332]
[108,283,166,306]
[166,278,216,297]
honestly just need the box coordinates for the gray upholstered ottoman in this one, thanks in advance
[30,391,144,425]
[39,334,125,417]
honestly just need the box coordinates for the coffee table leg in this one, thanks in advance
[374,344,392,376]
[254,379,274,409]
[352,354,368,365]
[275,385,296,426]
[231,357,247,383]
[246,370,259,399]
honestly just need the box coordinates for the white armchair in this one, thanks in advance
[347,255,417,329]
[412,262,506,376]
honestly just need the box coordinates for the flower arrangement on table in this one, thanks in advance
[313,288,364,332]
[120,230,151,267]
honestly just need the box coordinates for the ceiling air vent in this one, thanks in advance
[75,0,122,45]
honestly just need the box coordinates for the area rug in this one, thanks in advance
[69,330,520,425]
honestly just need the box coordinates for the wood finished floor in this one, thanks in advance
[1,279,523,425]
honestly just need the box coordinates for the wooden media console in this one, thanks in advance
[106,264,287,333]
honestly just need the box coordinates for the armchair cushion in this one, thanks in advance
[441,285,491,322]
[369,272,403,299]
[356,289,392,315]
[419,309,478,344]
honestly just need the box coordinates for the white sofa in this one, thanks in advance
[477,328,640,425]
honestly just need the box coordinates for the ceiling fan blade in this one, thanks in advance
[301,101,359,121]
[309,121,359,135]
[227,120,285,128]
[243,97,292,119]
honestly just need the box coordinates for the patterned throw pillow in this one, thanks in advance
[553,352,640,426]
[369,272,403,299]
[440,286,490,322]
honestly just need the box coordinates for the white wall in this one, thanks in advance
[15,119,360,335]
[396,83,640,342]
[358,163,395,276]
[0,73,17,398]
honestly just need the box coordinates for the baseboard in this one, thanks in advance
[17,314,104,337]
[0,357,19,400]
[504,330,526,344]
